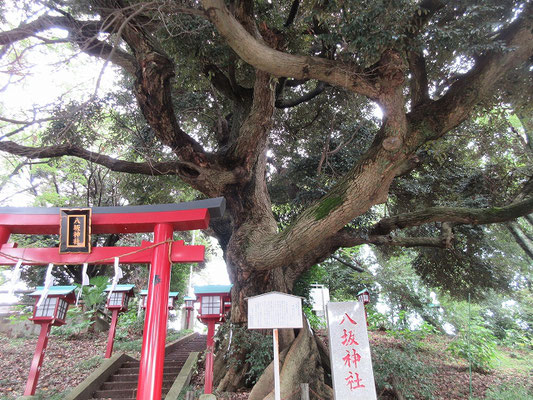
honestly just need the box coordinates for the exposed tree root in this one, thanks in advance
[249,327,333,400]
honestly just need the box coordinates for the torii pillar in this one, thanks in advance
[0,197,225,400]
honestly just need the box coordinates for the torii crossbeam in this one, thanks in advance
[0,197,225,399]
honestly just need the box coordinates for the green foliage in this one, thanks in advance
[52,307,94,337]
[219,323,273,385]
[81,276,108,312]
[115,306,144,339]
[389,320,439,348]
[303,306,326,330]
[372,345,435,400]
[114,337,143,353]
[447,324,497,373]
[7,304,33,323]
[366,309,388,331]
[472,384,533,400]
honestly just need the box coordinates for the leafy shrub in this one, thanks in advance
[447,324,497,373]
[372,345,434,399]
[366,308,388,331]
[115,306,144,339]
[472,383,533,400]
[303,306,326,330]
[52,307,94,337]
[390,321,438,348]
[499,328,533,350]
[220,323,273,385]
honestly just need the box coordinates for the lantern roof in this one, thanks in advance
[104,284,135,295]
[357,288,369,296]
[184,296,196,301]
[30,285,77,296]
[194,284,233,295]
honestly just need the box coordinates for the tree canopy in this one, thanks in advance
[1,0,532,395]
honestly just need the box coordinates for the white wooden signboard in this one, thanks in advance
[326,301,377,400]
[247,291,303,329]
[247,292,303,400]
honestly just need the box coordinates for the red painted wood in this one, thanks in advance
[137,223,173,400]
[0,241,205,265]
[204,319,216,394]
[0,208,209,234]
[105,309,120,359]
[24,322,52,396]
[0,226,10,245]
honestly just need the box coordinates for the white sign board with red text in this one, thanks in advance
[326,301,377,399]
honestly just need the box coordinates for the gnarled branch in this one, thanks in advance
[410,3,533,141]
[371,197,533,236]
[0,15,137,74]
[201,0,378,98]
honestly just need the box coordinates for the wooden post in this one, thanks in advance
[300,383,310,400]
[24,322,52,395]
[105,308,120,358]
[204,319,216,394]
[273,328,281,400]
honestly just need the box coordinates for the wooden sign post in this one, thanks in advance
[247,292,303,400]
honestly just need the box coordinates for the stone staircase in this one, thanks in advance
[91,334,206,399]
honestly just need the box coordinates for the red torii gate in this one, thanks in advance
[0,197,225,399]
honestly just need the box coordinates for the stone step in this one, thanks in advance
[93,388,136,398]
[89,334,207,399]
[116,367,181,375]
[101,379,175,391]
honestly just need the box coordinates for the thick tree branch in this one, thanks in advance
[410,4,533,141]
[0,15,137,74]
[329,254,364,273]
[284,0,300,28]
[0,140,183,175]
[371,197,533,236]
[275,81,328,108]
[88,2,211,168]
[204,64,252,103]
[405,0,445,108]
[227,72,275,170]
[201,0,378,98]
[0,140,238,196]
[506,221,533,260]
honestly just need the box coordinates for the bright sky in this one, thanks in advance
[0,14,231,299]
